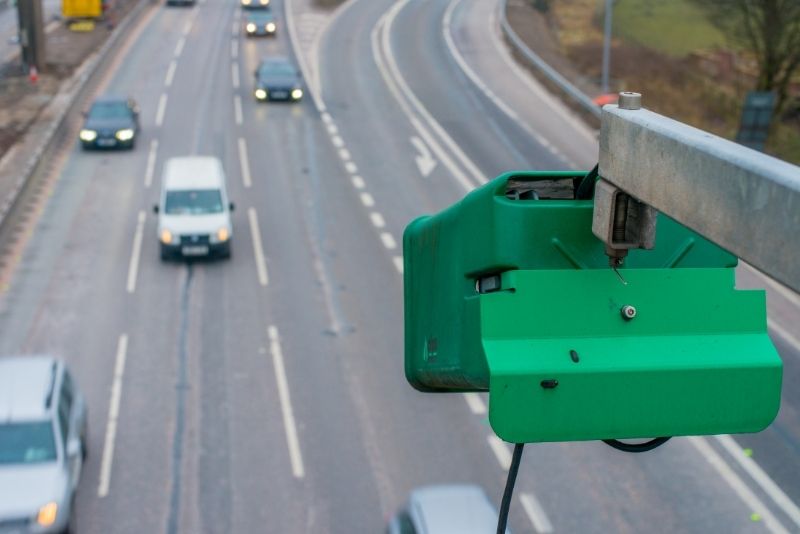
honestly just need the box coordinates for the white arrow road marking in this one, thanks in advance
[411,135,437,177]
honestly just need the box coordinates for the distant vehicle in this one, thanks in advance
[0,356,88,534]
[154,157,234,260]
[244,11,276,37]
[240,0,269,9]
[387,485,509,534]
[253,57,303,102]
[79,96,140,150]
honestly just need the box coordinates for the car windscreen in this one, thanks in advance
[89,102,131,120]
[259,63,296,78]
[165,189,224,215]
[0,422,57,464]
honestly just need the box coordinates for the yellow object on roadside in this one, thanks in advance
[68,20,96,32]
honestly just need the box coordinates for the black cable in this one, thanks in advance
[575,163,599,200]
[496,443,524,534]
[603,437,671,453]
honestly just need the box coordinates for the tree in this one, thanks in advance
[700,0,800,114]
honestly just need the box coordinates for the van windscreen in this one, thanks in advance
[165,190,224,215]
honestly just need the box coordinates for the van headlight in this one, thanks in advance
[266,22,276,32]
[291,88,303,100]
[36,502,58,527]
[255,88,267,100]
[216,227,230,243]
[115,128,135,141]
[259,0,269,5]
[160,229,174,244]
[241,0,251,5]
[79,129,97,142]
[246,23,256,32]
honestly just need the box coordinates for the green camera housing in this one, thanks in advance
[403,172,782,443]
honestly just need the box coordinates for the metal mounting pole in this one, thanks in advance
[597,92,800,292]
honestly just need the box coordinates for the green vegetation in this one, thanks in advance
[611,0,727,57]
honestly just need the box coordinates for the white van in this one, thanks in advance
[154,157,234,260]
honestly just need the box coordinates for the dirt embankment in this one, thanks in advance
[506,0,799,163]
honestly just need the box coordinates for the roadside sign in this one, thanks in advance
[736,91,775,152]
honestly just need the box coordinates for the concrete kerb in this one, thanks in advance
[0,0,151,230]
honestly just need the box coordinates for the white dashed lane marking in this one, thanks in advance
[268,326,305,478]
[369,212,385,228]
[380,232,397,250]
[97,334,129,498]
[360,192,374,207]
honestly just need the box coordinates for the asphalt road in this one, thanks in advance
[0,0,798,532]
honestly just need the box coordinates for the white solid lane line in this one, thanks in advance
[268,325,305,478]
[768,317,800,352]
[164,60,177,88]
[520,493,554,533]
[369,212,385,228]
[393,256,404,274]
[380,232,397,250]
[155,94,168,127]
[689,436,789,534]
[486,434,512,471]
[98,334,128,498]
[463,392,487,415]
[234,95,244,126]
[321,112,333,125]
[248,208,269,287]
[715,434,800,528]
[232,62,240,89]
[126,211,146,294]
[359,192,374,207]
[238,137,252,188]
[174,36,186,58]
[442,0,572,168]
[144,139,159,188]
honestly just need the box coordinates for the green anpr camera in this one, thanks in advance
[403,171,782,443]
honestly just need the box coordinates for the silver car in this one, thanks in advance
[0,357,87,534]
[387,484,509,534]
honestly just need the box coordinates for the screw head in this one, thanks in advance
[621,305,637,320]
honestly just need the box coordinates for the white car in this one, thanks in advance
[154,157,234,260]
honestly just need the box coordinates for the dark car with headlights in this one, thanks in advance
[244,11,276,37]
[240,0,269,9]
[79,96,140,150]
[253,57,303,102]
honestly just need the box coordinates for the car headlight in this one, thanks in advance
[79,129,97,142]
[115,128,134,141]
[160,229,174,244]
[37,502,58,527]
[255,88,267,100]
[259,0,269,5]
[246,22,256,32]
[241,0,251,5]
[266,22,275,32]
[291,88,303,100]
[216,227,230,242]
